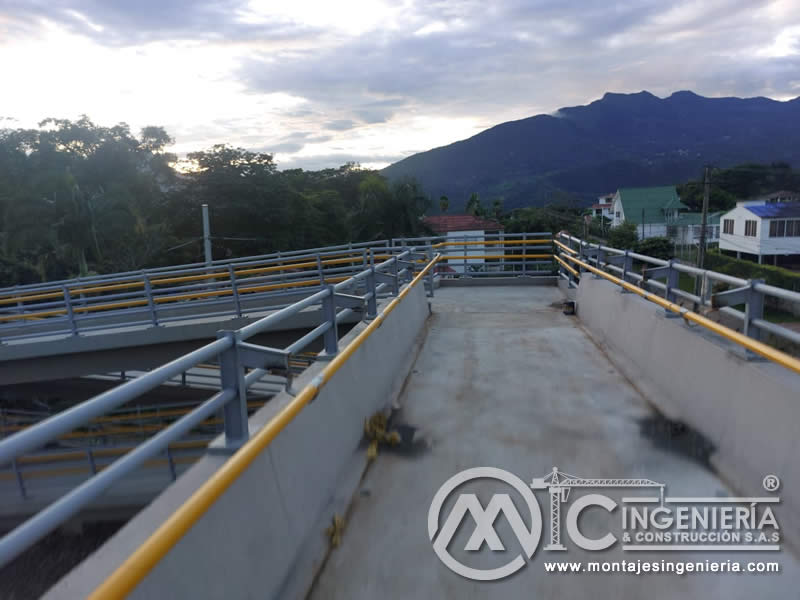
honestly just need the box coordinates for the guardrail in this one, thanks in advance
[0,245,429,569]
[0,232,550,577]
[555,232,800,376]
[87,252,441,600]
[0,234,554,343]
[396,232,554,277]
[0,244,396,343]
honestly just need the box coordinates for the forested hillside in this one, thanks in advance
[382,91,800,210]
[0,118,430,286]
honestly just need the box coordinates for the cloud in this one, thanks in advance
[2,0,799,170]
[1,0,321,45]
[323,119,358,131]
[276,152,408,171]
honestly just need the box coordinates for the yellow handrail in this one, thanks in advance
[89,254,441,599]
[561,253,800,376]
[440,254,551,260]
[0,275,352,323]
[554,255,579,278]
[431,239,551,248]
[0,251,390,307]
[553,239,578,255]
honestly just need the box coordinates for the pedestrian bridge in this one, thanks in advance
[1,233,799,599]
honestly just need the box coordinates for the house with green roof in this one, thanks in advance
[609,186,719,244]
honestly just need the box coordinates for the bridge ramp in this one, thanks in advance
[310,286,799,599]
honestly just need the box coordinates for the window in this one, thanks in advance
[768,219,800,237]
[744,220,757,237]
[723,219,734,235]
[615,211,620,218]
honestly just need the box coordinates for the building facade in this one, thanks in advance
[719,200,800,265]
[422,215,504,274]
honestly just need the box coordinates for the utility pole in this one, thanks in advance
[202,203,212,266]
[697,166,710,270]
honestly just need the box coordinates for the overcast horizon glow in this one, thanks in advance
[1,0,799,170]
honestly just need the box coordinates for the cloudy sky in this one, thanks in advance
[1,0,799,170]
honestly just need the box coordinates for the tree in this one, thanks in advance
[439,195,449,213]
[607,222,638,249]
[465,192,484,217]
[636,236,673,259]
[491,198,503,220]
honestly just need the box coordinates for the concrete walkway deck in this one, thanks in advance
[310,286,798,599]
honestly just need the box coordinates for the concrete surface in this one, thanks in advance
[43,282,431,600]
[576,275,800,548]
[309,286,799,600]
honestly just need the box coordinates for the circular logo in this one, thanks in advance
[763,474,781,493]
[428,467,542,581]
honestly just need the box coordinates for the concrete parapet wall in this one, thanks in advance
[576,276,800,545]
[44,284,431,600]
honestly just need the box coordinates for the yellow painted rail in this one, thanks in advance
[561,253,800,376]
[431,239,551,248]
[441,254,552,260]
[89,253,441,599]
[0,251,389,307]
[554,255,579,278]
[553,239,578,255]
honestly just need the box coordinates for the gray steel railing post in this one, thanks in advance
[745,279,765,342]
[228,265,242,317]
[463,238,468,277]
[217,330,249,447]
[321,285,338,355]
[593,247,606,279]
[577,240,585,274]
[62,285,78,335]
[142,274,159,327]
[316,254,325,285]
[12,459,26,499]
[620,250,632,293]
[366,268,378,319]
[166,446,177,481]
[86,449,97,475]
[426,245,435,298]
[391,258,400,295]
[665,259,679,304]
[522,234,527,276]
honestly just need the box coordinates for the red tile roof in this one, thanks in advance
[423,214,504,233]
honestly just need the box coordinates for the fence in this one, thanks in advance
[555,232,800,375]
[0,245,431,568]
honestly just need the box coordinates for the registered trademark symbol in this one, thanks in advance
[762,474,780,492]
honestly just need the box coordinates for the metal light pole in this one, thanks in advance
[202,204,212,266]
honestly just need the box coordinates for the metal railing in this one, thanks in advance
[0,245,429,568]
[0,232,551,577]
[87,253,442,600]
[394,232,554,277]
[0,234,554,343]
[0,242,397,343]
[555,232,800,376]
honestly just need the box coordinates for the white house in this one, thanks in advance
[719,199,800,265]
[610,186,688,240]
[423,214,504,274]
[591,193,615,219]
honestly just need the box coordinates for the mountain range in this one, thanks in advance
[381,91,800,211]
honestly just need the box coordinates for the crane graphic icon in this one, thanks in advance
[531,467,665,551]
